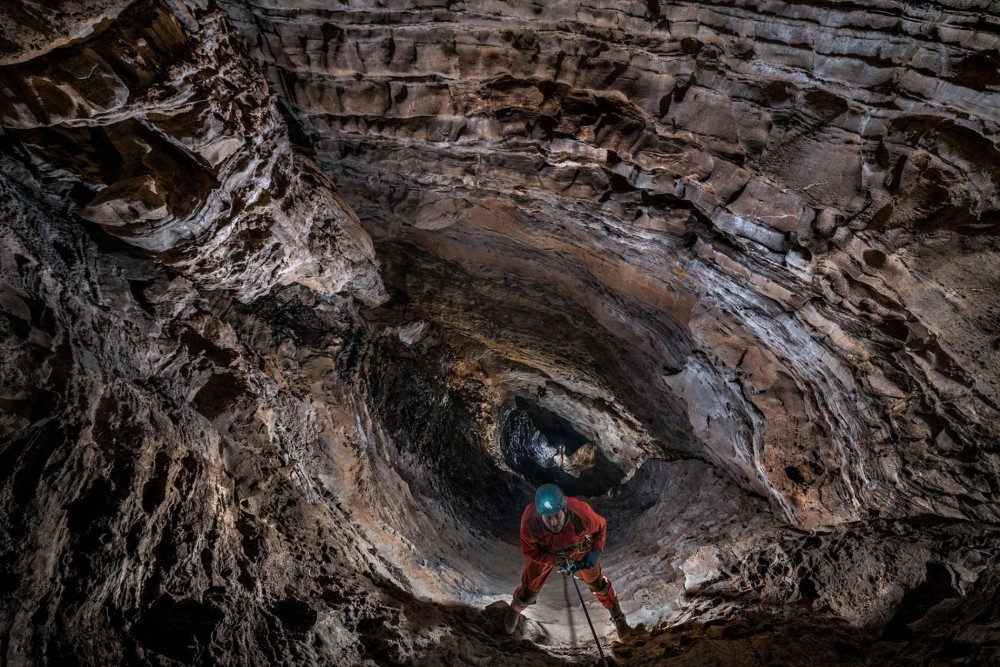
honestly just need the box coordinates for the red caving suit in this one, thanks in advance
[511,496,619,612]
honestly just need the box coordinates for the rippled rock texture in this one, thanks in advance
[0,0,384,304]
[2,0,1000,665]
[222,0,1000,528]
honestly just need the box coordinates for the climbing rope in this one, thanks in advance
[562,567,578,646]
[561,561,609,667]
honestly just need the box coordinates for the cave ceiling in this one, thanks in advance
[1,1,999,665]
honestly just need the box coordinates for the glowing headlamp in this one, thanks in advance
[535,483,565,516]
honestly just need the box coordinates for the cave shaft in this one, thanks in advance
[1,0,999,664]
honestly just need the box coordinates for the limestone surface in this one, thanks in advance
[1,0,999,665]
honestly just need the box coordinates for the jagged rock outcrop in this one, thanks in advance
[0,0,384,305]
[1,0,999,665]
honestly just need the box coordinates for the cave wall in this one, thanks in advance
[0,0,384,304]
[4,0,999,530]
[0,165,556,663]
[216,0,1000,528]
[2,0,1000,664]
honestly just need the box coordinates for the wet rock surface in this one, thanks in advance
[1,0,1000,665]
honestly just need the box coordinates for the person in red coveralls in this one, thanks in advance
[503,483,630,639]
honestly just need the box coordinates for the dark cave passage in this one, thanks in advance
[323,306,783,652]
[499,397,625,498]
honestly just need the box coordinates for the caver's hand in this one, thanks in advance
[571,548,601,572]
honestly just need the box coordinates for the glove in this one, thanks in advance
[582,548,602,571]
[571,549,602,573]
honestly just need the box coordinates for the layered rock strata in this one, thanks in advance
[0,0,384,305]
[223,0,1000,529]
[1,0,1000,665]
[0,166,551,664]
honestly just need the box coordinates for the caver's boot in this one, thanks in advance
[609,600,631,641]
[502,605,520,635]
[505,587,536,635]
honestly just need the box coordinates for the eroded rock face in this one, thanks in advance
[2,0,1000,665]
[0,167,555,664]
[223,0,1000,529]
[0,0,384,305]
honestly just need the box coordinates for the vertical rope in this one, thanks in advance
[562,568,578,647]
[564,568,608,667]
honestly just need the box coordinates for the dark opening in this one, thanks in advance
[498,397,624,497]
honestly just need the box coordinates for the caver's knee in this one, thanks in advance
[589,576,619,610]
[586,576,609,596]
[575,562,603,586]
[516,589,539,606]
